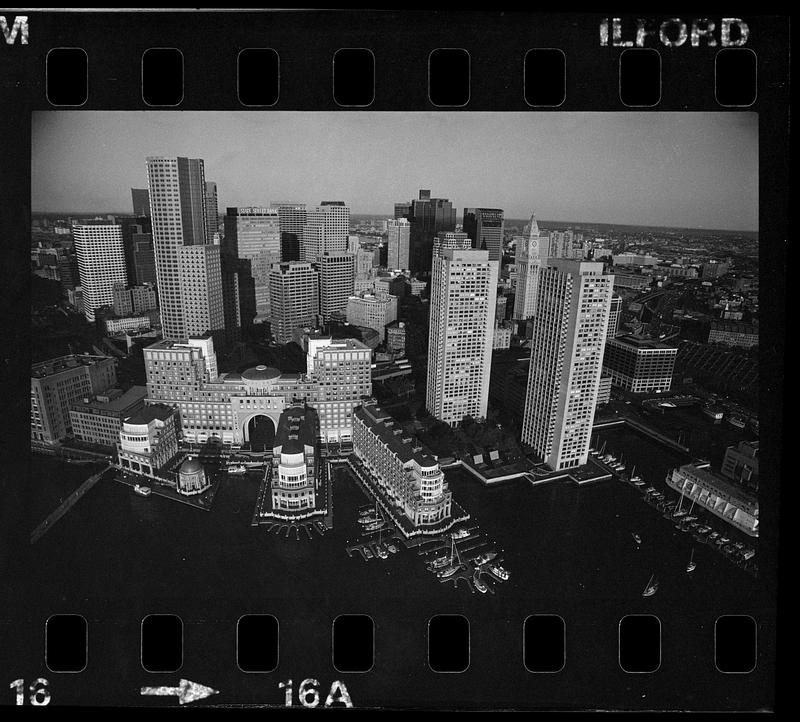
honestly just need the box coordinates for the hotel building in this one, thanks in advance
[521,259,613,471]
[426,248,498,426]
[72,223,128,322]
[117,404,179,480]
[353,401,453,530]
[143,333,371,444]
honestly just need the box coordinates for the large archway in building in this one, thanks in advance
[243,414,276,451]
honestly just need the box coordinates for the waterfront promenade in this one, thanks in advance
[30,464,112,544]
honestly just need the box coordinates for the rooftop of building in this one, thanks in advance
[274,405,318,453]
[677,463,758,507]
[31,354,115,378]
[144,335,213,351]
[181,457,203,474]
[355,402,439,469]
[608,334,678,351]
[124,403,174,425]
[71,385,147,413]
[710,321,759,333]
[240,365,282,382]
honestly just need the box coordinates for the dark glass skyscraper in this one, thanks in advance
[462,208,504,262]
[131,188,150,217]
[395,190,456,273]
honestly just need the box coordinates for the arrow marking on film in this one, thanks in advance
[140,679,219,705]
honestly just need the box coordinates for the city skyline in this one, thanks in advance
[32,111,758,232]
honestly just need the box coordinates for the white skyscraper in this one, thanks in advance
[301,201,350,262]
[513,213,550,320]
[72,223,127,322]
[146,156,225,343]
[178,244,225,341]
[426,248,498,426]
[521,259,613,471]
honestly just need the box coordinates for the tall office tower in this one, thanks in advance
[318,252,355,322]
[131,188,150,217]
[132,233,157,285]
[223,207,281,321]
[269,262,320,344]
[395,190,456,272]
[272,202,307,262]
[433,231,471,258]
[220,253,242,345]
[176,244,225,345]
[118,218,151,285]
[301,201,350,262]
[205,181,219,244]
[348,235,360,253]
[513,213,550,320]
[521,259,613,471]
[31,354,117,444]
[426,248,498,426]
[462,208,504,262]
[607,293,622,339]
[146,156,222,342]
[386,218,411,270]
[72,223,128,322]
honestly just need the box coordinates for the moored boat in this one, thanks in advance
[133,483,151,497]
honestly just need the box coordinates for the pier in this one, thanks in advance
[31,464,112,544]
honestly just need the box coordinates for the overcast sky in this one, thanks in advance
[32,111,758,231]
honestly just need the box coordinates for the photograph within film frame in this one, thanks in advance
[0,10,787,712]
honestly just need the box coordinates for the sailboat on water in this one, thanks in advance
[686,548,696,573]
[642,573,659,597]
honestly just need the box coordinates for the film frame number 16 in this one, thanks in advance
[279,679,353,708]
[9,679,51,706]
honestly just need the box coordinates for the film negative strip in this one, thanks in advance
[0,9,787,711]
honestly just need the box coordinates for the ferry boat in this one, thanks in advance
[437,566,459,579]
[364,520,385,532]
[451,528,470,540]
[642,574,659,597]
[430,555,451,569]
[727,415,746,429]
[488,564,509,581]
[473,575,488,594]
[227,464,247,474]
[358,515,378,525]
[133,483,152,497]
